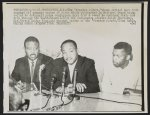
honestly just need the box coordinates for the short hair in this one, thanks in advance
[114,42,133,61]
[61,39,77,49]
[24,36,39,48]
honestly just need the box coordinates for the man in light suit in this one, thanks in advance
[11,36,54,91]
[53,39,100,93]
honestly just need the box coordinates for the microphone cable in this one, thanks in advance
[29,93,52,111]
[60,93,74,106]
[75,94,142,106]
[40,79,56,110]
[63,96,74,106]
[45,92,64,111]
[41,93,52,109]
[46,93,75,111]
[60,92,65,105]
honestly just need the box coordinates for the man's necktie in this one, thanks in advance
[31,61,34,83]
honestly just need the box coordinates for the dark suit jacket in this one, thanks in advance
[11,53,54,90]
[52,55,100,93]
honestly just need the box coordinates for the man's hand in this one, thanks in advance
[123,89,130,95]
[56,83,87,93]
[76,83,87,93]
[56,87,63,93]
[55,86,72,94]
[123,88,141,96]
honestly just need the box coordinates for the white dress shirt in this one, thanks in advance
[68,60,78,83]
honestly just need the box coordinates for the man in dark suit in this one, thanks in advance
[11,36,54,91]
[53,39,100,93]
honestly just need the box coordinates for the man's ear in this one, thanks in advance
[24,48,27,54]
[126,55,130,60]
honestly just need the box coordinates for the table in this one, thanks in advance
[22,90,142,112]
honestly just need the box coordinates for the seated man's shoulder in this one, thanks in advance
[40,53,53,61]
[15,57,26,64]
[38,54,54,70]
[53,57,64,65]
[81,56,95,65]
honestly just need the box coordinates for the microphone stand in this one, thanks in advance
[38,64,46,94]
[62,71,65,97]
[68,69,80,100]
[49,75,56,96]
[61,67,67,97]
[39,66,43,95]
[73,69,77,94]
[38,64,46,111]
[50,81,54,96]
[38,62,50,95]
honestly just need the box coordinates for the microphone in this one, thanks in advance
[50,74,56,95]
[68,69,80,100]
[73,69,77,94]
[62,67,67,95]
[38,60,52,94]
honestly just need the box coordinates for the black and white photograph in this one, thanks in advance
[3,1,148,113]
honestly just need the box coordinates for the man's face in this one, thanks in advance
[112,49,128,68]
[61,42,78,65]
[25,41,39,61]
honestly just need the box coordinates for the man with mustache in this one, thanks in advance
[11,36,54,91]
[52,39,100,93]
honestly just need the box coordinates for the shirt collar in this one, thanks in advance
[68,59,78,68]
[28,58,38,64]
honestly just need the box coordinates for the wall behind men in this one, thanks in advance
[4,23,141,83]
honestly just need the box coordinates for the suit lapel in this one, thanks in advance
[73,55,83,82]
[33,54,42,82]
[24,57,31,83]
[66,66,71,83]
[74,55,82,73]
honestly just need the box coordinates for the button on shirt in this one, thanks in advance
[28,59,38,83]
[68,60,78,83]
